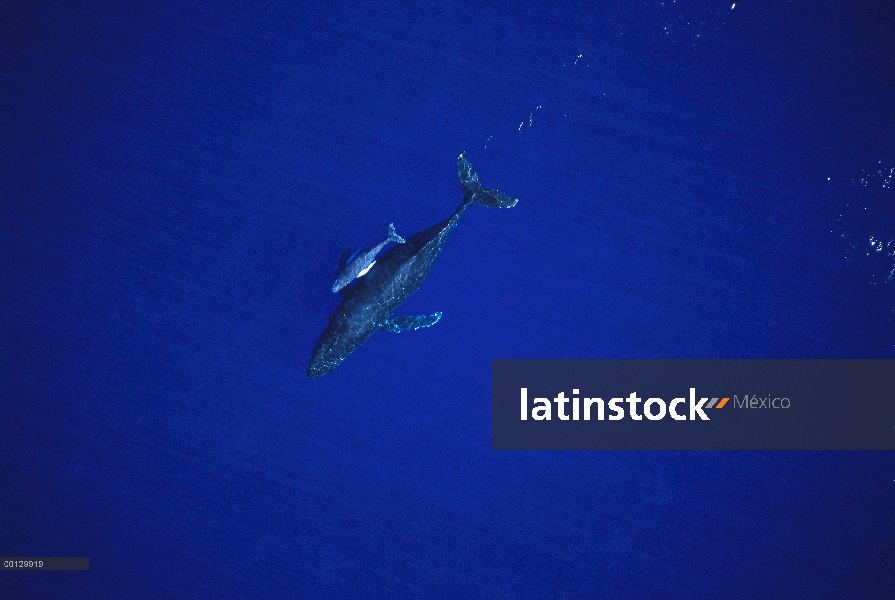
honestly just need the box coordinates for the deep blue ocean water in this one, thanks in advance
[2,2,893,598]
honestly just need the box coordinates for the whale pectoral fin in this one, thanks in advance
[357,260,376,278]
[380,312,443,333]
[338,247,355,271]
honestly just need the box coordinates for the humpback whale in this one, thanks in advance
[332,223,405,293]
[308,153,518,378]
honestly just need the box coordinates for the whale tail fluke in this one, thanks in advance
[457,152,519,209]
[387,223,405,244]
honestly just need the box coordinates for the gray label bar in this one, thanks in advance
[492,360,895,450]
[1,557,89,570]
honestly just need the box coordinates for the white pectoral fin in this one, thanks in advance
[357,260,376,278]
[380,312,442,333]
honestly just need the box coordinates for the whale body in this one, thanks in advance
[308,153,518,379]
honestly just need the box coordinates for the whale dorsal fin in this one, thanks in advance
[379,312,443,333]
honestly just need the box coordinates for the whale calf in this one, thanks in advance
[308,153,518,378]
[332,223,405,293]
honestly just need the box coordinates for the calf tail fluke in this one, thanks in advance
[387,223,405,244]
[457,152,519,208]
